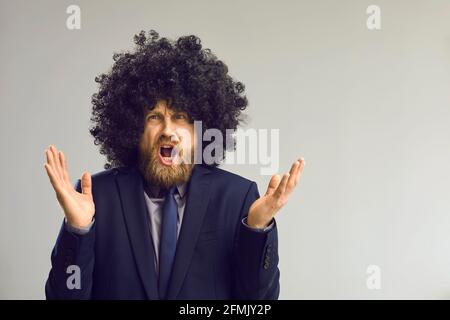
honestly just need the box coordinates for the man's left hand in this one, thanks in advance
[247,158,306,229]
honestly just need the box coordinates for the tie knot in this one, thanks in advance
[167,186,177,196]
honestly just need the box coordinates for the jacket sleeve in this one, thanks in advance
[232,181,280,300]
[45,179,95,300]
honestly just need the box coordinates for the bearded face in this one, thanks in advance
[138,99,196,189]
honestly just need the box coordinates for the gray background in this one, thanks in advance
[1,0,450,299]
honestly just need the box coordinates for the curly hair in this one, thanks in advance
[89,29,249,170]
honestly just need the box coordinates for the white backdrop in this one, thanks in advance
[1,0,450,299]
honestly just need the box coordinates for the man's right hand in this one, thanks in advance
[44,145,95,229]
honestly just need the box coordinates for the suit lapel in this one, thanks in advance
[115,167,159,300]
[166,164,213,299]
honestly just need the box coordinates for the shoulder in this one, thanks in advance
[90,167,120,182]
[205,165,253,184]
[204,166,261,217]
[73,166,132,189]
[203,165,258,195]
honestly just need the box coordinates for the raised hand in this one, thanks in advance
[44,145,95,228]
[247,158,305,229]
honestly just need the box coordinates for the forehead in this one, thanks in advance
[151,100,170,112]
[149,100,184,114]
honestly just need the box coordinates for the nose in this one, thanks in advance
[161,118,179,143]
[161,117,175,136]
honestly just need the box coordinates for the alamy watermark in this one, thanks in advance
[366,5,381,30]
[66,5,81,30]
[366,264,381,290]
[66,265,81,290]
[166,121,281,175]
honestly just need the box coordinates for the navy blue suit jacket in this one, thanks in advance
[45,164,280,299]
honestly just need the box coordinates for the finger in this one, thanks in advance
[80,171,92,196]
[46,147,61,182]
[295,157,305,185]
[44,162,62,194]
[48,145,62,180]
[274,173,290,198]
[50,145,64,180]
[286,160,301,192]
[59,150,71,184]
[265,174,281,196]
[286,158,305,194]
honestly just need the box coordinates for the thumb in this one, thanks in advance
[265,174,281,196]
[80,171,92,196]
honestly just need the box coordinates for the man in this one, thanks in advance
[44,30,305,300]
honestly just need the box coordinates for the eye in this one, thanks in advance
[148,114,161,120]
[174,113,188,120]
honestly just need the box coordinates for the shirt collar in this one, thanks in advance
[145,181,187,199]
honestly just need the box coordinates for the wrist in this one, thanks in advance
[66,216,93,229]
[246,214,270,229]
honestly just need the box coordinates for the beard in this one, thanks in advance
[137,138,195,189]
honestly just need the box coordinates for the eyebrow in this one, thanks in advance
[147,110,188,116]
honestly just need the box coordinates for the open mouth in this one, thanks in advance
[158,145,176,166]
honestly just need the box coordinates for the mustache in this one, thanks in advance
[157,142,178,148]
[156,137,180,148]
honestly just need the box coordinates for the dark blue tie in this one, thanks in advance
[158,186,178,300]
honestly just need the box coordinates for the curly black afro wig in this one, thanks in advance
[89,29,249,170]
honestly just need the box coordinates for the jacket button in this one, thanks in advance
[263,263,269,270]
